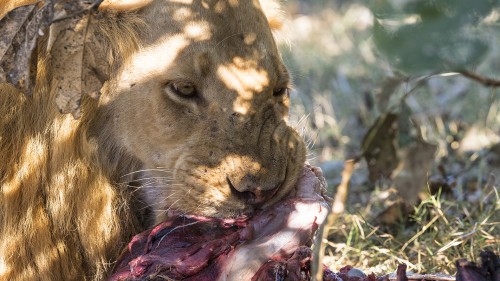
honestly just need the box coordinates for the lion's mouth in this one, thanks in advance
[226,176,280,207]
[109,165,330,281]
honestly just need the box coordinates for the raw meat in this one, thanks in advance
[109,166,330,281]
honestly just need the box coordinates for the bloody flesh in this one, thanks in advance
[109,166,330,281]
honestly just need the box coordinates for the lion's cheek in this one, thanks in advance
[109,96,197,167]
[264,132,307,208]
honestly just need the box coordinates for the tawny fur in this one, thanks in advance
[0,18,144,279]
[0,1,305,280]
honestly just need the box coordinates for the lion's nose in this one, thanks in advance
[227,176,280,205]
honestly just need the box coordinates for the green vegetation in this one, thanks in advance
[279,0,500,276]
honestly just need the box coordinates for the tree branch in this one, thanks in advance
[458,70,500,87]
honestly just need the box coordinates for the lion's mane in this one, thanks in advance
[0,11,148,280]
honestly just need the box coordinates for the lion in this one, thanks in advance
[0,0,306,280]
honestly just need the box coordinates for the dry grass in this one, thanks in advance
[322,187,499,275]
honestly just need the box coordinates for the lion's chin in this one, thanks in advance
[150,197,256,224]
[162,207,255,221]
[157,184,297,221]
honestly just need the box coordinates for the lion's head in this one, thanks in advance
[93,0,306,222]
[0,0,306,279]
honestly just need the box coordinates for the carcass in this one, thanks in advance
[109,166,330,281]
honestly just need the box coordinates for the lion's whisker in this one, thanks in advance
[139,191,181,210]
[120,168,173,178]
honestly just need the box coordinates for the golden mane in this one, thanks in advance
[0,10,149,281]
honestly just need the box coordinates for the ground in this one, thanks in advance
[280,0,500,276]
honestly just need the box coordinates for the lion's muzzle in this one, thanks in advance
[218,115,306,207]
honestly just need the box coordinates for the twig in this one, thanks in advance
[388,272,455,281]
[51,0,103,23]
[387,74,435,113]
[458,70,500,87]
[312,159,356,281]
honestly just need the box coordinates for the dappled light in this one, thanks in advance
[0,0,310,280]
[92,0,307,223]
[216,58,270,114]
[2,0,497,280]
[2,136,46,197]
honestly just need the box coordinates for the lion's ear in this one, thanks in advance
[259,0,285,30]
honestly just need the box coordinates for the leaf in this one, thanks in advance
[456,251,500,281]
[361,113,399,182]
[393,138,437,204]
[50,1,105,117]
[395,264,408,281]
[0,1,54,93]
[81,25,109,100]
[371,0,499,75]
[374,76,404,113]
[49,14,90,118]
[1,0,105,117]
[0,5,34,70]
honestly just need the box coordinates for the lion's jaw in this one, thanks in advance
[97,0,306,222]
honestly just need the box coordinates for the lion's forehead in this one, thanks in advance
[120,31,274,77]
[115,1,281,107]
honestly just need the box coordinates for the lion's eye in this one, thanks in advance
[169,81,197,97]
[273,87,289,97]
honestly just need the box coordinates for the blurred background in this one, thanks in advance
[278,0,500,275]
